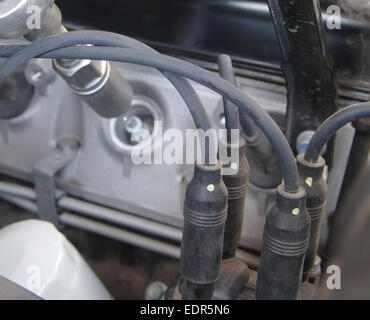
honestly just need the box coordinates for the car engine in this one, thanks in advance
[0,0,369,301]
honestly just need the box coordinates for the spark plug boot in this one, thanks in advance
[180,162,228,300]
[53,58,133,118]
[243,126,282,189]
[220,136,250,259]
[256,185,310,300]
[297,153,327,281]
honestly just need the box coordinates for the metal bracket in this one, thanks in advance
[34,138,79,227]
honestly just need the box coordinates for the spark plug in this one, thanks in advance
[180,162,228,300]
[297,153,327,281]
[256,185,310,300]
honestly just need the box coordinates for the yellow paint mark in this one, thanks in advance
[305,177,313,187]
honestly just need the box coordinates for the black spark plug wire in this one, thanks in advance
[0,31,300,193]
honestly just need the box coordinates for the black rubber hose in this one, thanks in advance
[304,103,370,162]
[0,35,299,192]
[217,54,256,139]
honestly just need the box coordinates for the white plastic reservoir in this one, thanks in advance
[0,219,113,300]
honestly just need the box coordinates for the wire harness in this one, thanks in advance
[0,30,300,192]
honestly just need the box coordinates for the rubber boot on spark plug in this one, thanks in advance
[297,154,327,281]
[256,185,310,300]
[209,137,251,300]
[220,136,250,259]
[180,162,228,300]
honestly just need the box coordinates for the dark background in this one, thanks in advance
[56,0,370,92]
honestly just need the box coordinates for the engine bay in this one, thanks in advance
[0,0,369,301]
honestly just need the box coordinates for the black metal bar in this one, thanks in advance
[267,0,338,152]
